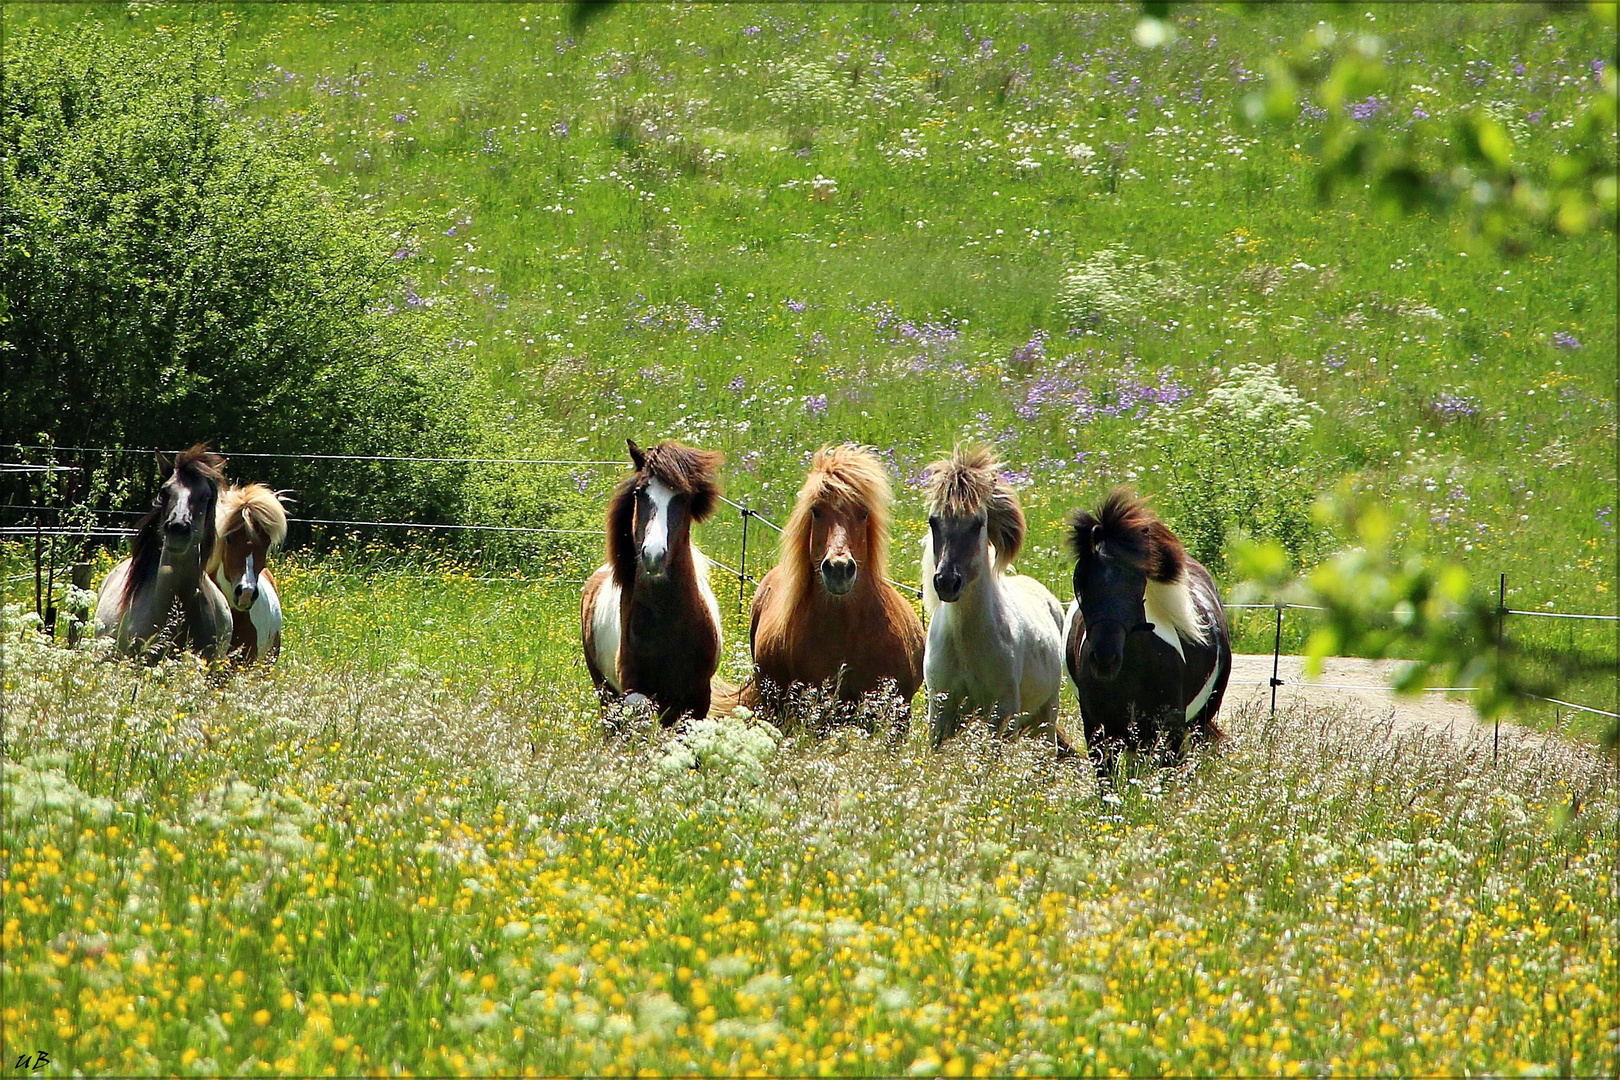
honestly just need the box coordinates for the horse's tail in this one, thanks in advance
[708,676,755,717]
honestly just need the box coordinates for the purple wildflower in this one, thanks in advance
[393,113,410,124]
[1411,105,1430,121]
[1598,506,1613,532]
[1348,95,1387,123]
[553,120,570,137]
[728,374,747,394]
[803,394,828,417]
[1552,331,1582,350]
[785,298,806,313]
[1010,331,1048,370]
[1299,102,1328,122]
[742,25,761,36]
[1430,392,1481,420]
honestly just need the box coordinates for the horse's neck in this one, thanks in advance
[152,546,208,607]
[627,541,701,612]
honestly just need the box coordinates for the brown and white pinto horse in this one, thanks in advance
[746,445,925,735]
[94,445,232,662]
[1064,490,1230,775]
[208,484,290,664]
[581,439,725,728]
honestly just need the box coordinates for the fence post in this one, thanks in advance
[67,563,91,648]
[1270,602,1285,717]
[33,523,43,619]
[1495,572,1506,764]
[42,532,59,637]
[737,507,749,614]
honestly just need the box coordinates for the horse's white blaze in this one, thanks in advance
[641,478,674,564]
[589,568,624,692]
[169,484,192,531]
[249,572,282,652]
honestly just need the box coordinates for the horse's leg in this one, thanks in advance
[1027,696,1077,759]
[992,692,1024,741]
[928,688,965,749]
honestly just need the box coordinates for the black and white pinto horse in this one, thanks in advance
[1063,490,1230,775]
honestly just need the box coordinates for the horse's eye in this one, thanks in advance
[859,509,869,522]
[811,507,822,520]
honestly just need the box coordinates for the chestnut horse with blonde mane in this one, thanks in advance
[746,445,924,734]
[208,483,291,664]
[581,439,725,728]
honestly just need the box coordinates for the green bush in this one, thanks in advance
[1,22,473,526]
[1146,363,1328,574]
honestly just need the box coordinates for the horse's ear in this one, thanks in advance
[156,449,174,477]
[627,439,646,471]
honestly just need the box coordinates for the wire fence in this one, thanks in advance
[5,443,1614,731]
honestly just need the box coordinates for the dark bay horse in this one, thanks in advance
[208,483,290,664]
[94,445,232,662]
[746,444,924,735]
[1064,490,1230,775]
[581,439,725,727]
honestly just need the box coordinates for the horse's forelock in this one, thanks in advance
[643,441,724,522]
[923,443,998,519]
[220,484,290,550]
[1073,488,1181,580]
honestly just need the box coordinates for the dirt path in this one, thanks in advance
[1225,653,1508,737]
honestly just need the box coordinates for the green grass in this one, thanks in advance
[3,5,1618,1073]
[3,591,1615,1076]
[12,1,1614,616]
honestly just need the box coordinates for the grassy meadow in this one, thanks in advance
[3,2,1618,1076]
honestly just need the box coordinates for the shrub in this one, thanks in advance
[1,23,474,526]
[1146,363,1327,574]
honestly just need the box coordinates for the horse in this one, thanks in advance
[94,444,232,662]
[746,444,925,735]
[581,438,725,728]
[1063,489,1230,775]
[920,444,1073,754]
[207,483,290,664]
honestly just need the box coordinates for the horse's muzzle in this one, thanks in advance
[640,549,668,579]
[232,583,259,611]
[163,521,195,552]
[821,557,857,596]
[932,568,963,604]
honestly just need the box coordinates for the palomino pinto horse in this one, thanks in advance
[920,445,1073,754]
[95,445,232,662]
[1064,490,1230,775]
[581,439,725,727]
[747,445,925,735]
[208,483,290,664]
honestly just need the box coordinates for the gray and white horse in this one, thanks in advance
[920,445,1073,754]
[95,445,232,662]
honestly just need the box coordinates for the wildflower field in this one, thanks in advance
[3,579,1617,1077]
[4,2,1618,1075]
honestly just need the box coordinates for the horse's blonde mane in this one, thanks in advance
[208,484,290,572]
[756,445,894,656]
[923,443,1025,571]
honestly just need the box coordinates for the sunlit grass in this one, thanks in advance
[3,593,1614,1076]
